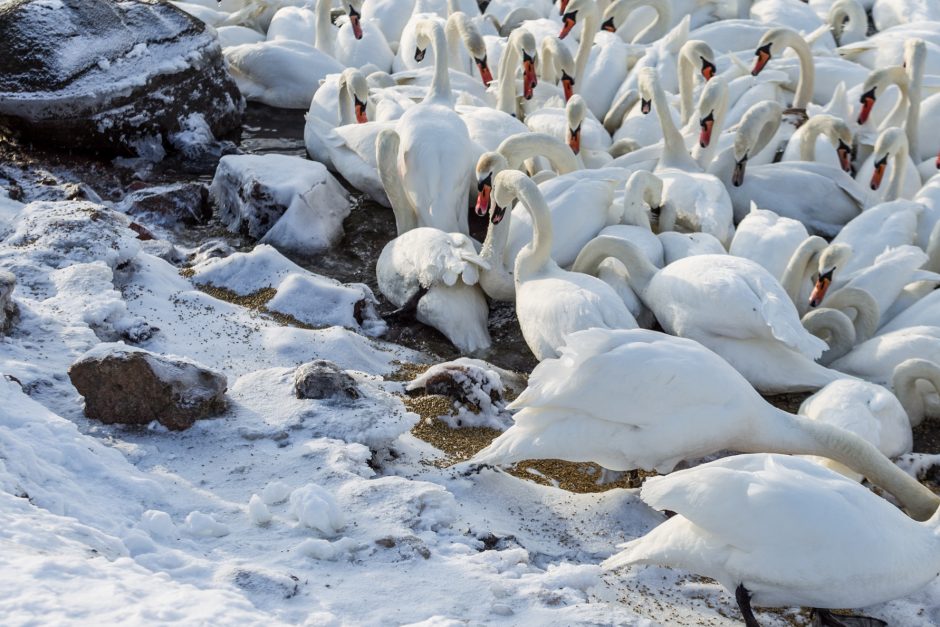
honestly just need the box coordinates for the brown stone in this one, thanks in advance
[69,344,227,430]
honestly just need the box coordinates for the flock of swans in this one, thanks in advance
[176,0,940,624]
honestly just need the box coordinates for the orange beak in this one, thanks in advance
[354,97,368,123]
[701,59,716,81]
[699,112,714,148]
[837,140,852,173]
[568,124,581,155]
[348,6,363,40]
[476,58,494,86]
[640,98,651,115]
[858,89,876,125]
[809,273,833,308]
[475,176,492,217]
[870,157,887,190]
[560,12,576,39]
[561,72,575,101]
[752,45,771,76]
[523,55,537,100]
[936,148,940,170]
[558,0,569,14]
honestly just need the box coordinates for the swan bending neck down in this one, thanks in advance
[491,170,637,360]
[603,453,940,627]
[374,129,491,353]
[752,27,815,110]
[894,358,940,428]
[468,328,940,521]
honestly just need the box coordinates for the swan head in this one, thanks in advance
[340,68,370,123]
[752,28,799,76]
[809,243,853,308]
[637,68,659,116]
[857,66,907,125]
[540,36,576,101]
[506,29,539,99]
[681,40,718,82]
[477,0,490,13]
[475,152,509,220]
[566,95,587,155]
[413,20,442,63]
[467,30,493,86]
[346,0,363,40]
[696,76,727,148]
[492,169,528,223]
[559,0,597,40]
[869,127,907,191]
[804,114,854,172]
[623,171,663,227]
[731,100,783,186]
[827,0,866,46]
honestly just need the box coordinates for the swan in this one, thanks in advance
[361,0,415,52]
[750,27,814,111]
[801,298,869,365]
[374,129,491,353]
[215,24,265,48]
[872,0,940,32]
[709,100,867,237]
[799,378,912,480]
[640,68,735,247]
[831,326,940,387]
[878,288,940,335]
[729,205,809,282]
[265,0,332,48]
[223,38,344,109]
[525,95,612,168]
[600,0,672,45]
[858,127,922,202]
[893,358,940,428]
[332,0,396,72]
[492,170,637,361]
[603,453,940,626]
[395,19,476,234]
[304,68,372,168]
[827,0,866,45]
[657,231,727,264]
[779,114,854,172]
[571,236,846,392]
[489,27,538,117]
[527,35,577,113]
[468,327,940,520]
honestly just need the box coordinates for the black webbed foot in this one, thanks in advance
[385,286,429,322]
[811,609,887,627]
[735,584,761,627]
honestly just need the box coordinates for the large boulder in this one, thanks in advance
[0,270,16,333]
[0,0,244,157]
[69,343,227,430]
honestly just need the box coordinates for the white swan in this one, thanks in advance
[468,327,940,520]
[832,326,940,387]
[729,205,809,282]
[858,127,922,202]
[779,113,854,172]
[603,453,940,626]
[709,100,867,237]
[525,95,612,168]
[395,19,476,234]
[639,68,735,247]
[374,129,491,353]
[493,170,637,361]
[893,358,940,428]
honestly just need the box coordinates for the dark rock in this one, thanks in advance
[69,344,227,430]
[119,183,211,226]
[128,222,155,241]
[0,270,16,334]
[293,360,359,402]
[0,0,244,158]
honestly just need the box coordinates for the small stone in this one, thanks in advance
[68,343,227,430]
[0,270,16,334]
[293,360,360,402]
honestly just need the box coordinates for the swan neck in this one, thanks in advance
[780,236,826,303]
[316,0,335,55]
[445,15,465,74]
[426,25,453,105]
[496,34,522,115]
[741,411,940,521]
[894,359,940,428]
[571,236,657,295]
[376,131,418,235]
[824,286,880,343]
[783,32,814,109]
[499,134,579,174]
[678,51,694,125]
[906,56,924,159]
[800,307,855,365]
[653,77,696,170]
[886,135,909,201]
[573,9,598,93]
[512,177,556,280]
[798,119,827,162]
[338,77,354,125]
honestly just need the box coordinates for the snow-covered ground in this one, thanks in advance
[1,162,938,627]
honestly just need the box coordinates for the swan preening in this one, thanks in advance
[184,0,940,624]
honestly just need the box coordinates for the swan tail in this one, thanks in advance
[467,407,578,467]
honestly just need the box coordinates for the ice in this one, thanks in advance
[183,511,231,537]
[247,494,272,525]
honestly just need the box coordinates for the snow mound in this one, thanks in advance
[191,244,385,336]
[289,483,345,535]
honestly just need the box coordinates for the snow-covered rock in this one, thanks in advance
[293,360,360,401]
[0,0,243,157]
[68,343,228,430]
[118,183,212,226]
[209,154,352,253]
[191,244,385,336]
[406,358,518,430]
[231,366,417,449]
[288,483,345,535]
[0,270,16,334]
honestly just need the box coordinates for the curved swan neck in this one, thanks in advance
[771,29,814,109]
[622,171,661,228]
[822,286,880,343]
[694,76,729,169]
[315,0,335,55]
[376,130,418,235]
[828,0,867,45]
[894,358,940,428]
[496,29,532,115]
[781,236,828,303]
[742,410,940,521]
[605,0,671,43]
[571,235,658,295]
[572,3,599,94]
[678,41,714,125]
[883,131,909,201]
[801,307,855,365]
[498,133,579,174]
[497,172,555,280]
[798,115,840,162]
[445,13,467,74]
